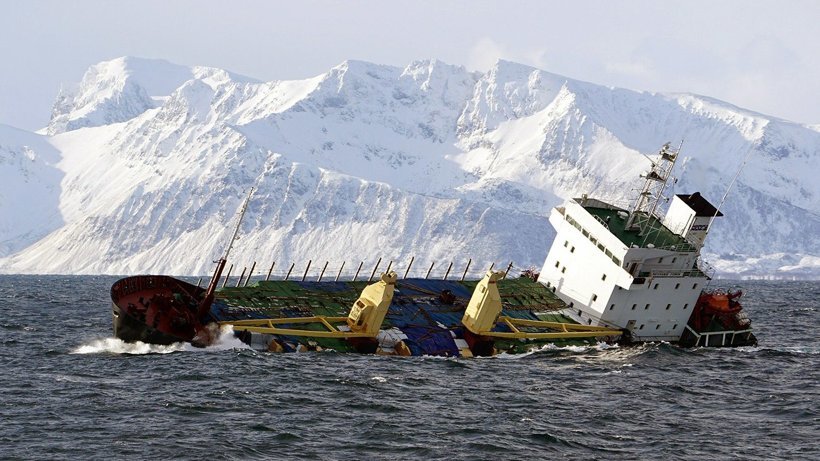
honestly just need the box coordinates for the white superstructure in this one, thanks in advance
[537,143,723,342]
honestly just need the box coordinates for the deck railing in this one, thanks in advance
[684,325,754,347]
[205,258,534,288]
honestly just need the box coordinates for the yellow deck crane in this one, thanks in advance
[219,269,621,356]
[462,270,622,341]
[220,272,398,351]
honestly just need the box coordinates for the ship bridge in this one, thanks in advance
[581,203,696,253]
[537,143,723,342]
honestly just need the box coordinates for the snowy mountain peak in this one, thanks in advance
[47,56,194,134]
[488,59,573,89]
[489,59,542,78]
[323,59,398,87]
[457,59,571,137]
[399,60,476,110]
[100,57,194,96]
[3,57,820,277]
[46,57,258,135]
[401,59,472,85]
[0,124,63,256]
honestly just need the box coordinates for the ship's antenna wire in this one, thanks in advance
[222,187,255,261]
[707,144,756,233]
[198,186,256,318]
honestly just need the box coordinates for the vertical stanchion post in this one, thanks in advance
[318,261,329,282]
[443,262,453,280]
[353,261,364,281]
[335,261,346,282]
[504,261,514,279]
[403,256,415,279]
[285,262,295,281]
[236,267,247,287]
[460,258,472,281]
[425,261,435,279]
[265,261,275,281]
[488,262,495,272]
[222,263,234,288]
[385,260,393,274]
[244,261,256,287]
[368,257,382,282]
[302,260,312,282]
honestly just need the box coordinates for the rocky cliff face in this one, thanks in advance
[1,56,818,277]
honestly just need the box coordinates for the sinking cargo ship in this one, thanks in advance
[111,143,756,355]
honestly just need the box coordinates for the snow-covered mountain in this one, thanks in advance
[1,56,818,278]
[0,124,63,257]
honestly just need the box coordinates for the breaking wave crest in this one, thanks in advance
[71,338,186,355]
[198,325,252,351]
[718,345,820,355]
[493,341,620,359]
[71,325,249,355]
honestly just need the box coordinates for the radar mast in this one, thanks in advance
[625,142,681,237]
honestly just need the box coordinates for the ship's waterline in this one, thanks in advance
[110,144,757,353]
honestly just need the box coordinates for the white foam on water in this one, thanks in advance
[71,337,186,355]
[186,325,252,352]
[492,341,620,359]
[781,346,820,355]
[722,345,820,355]
[72,325,249,355]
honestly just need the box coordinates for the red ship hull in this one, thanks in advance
[111,275,209,345]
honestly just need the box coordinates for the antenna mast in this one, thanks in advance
[197,187,255,317]
[221,187,255,262]
[706,145,756,234]
[625,141,681,236]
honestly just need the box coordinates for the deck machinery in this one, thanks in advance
[111,143,756,354]
[537,143,755,347]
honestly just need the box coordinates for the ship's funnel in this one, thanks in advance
[662,192,723,249]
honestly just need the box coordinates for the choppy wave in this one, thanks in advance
[70,325,250,355]
[491,341,621,360]
[1,276,818,460]
[71,337,187,355]
[718,344,820,355]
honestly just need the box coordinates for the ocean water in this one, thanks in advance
[0,276,817,460]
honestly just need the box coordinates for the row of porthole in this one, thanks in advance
[637,323,678,331]
[610,302,690,311]
[564,214,622,266]
[573,305,679,331]
[573,306,598,326]
[653,282,698,290]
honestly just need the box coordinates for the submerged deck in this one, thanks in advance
[211,277,582,355]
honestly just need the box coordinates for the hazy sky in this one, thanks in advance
[1,0,818,131]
